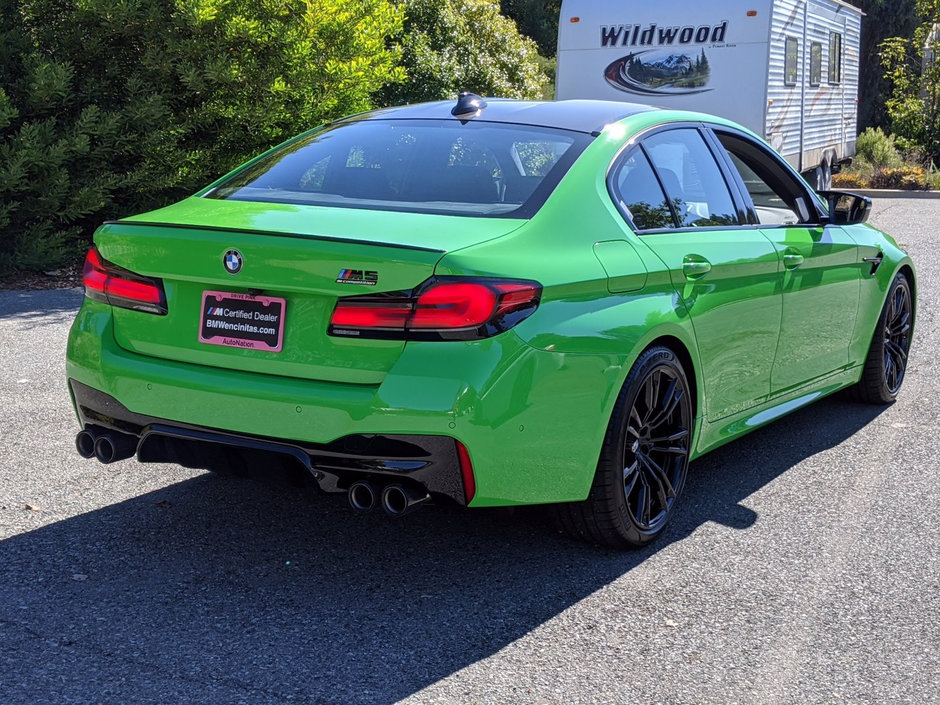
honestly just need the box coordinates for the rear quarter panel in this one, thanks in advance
[429,119,706,500]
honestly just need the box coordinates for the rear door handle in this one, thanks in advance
[682,256,712,279]
[783,252,805,270]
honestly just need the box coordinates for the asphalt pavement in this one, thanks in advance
[0,198,937,704]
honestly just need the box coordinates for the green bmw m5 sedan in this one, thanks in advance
[66,95,916,547]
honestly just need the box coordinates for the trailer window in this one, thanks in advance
[829,32,843,84]
[785,37,799,86]
[810,43,823,87]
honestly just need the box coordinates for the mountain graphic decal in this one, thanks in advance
[605,50,713,96]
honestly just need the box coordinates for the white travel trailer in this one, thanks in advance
[555,0,863,189]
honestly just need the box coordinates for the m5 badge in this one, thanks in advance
[336,269,378,286]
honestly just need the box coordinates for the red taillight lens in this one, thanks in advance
[410,282,499,329]
[328,278,541,341]
[82,248,167,315]
[329,301,412,331]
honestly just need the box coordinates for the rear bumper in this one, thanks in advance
[67,300,625,506]
[70,379,469,504]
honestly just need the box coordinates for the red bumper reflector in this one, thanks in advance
[457,441,476,504]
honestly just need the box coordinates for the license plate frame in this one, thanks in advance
[199,290,286,353]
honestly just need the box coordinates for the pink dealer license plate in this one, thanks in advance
[199,291,286,353]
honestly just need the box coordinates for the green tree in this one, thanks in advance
[500,0,560,56]
[0,0,404,274]
[381,0,548,105]
[880,0,940,162]
[845,0,921,130]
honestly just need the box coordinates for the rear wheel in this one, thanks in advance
[554,346,693,548]
[850,273,914,404]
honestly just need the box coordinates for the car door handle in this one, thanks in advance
[783,252,804,270]
[682,256,712,279]
[863,251,884,276]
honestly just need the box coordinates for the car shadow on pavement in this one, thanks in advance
[0,397,885,704]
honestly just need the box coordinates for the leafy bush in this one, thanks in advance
[868,165,933,190]
[0,0,405,275]
[381,0,548,105]
[832,171,869,189]
[854,127,903,170]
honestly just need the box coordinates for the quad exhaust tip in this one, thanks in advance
[348,481,377,513]
[75,430,97,459]
[75,428,138,464]
[348,481,431,517]
[380,483,430,518]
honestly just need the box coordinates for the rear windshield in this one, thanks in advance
[205,119,591,218]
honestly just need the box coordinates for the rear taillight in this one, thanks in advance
[328,277,541,341]
[82,247,167,315]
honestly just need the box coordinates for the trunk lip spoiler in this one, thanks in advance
[102,220,447,254]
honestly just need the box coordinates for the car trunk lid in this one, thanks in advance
[97,198,524,385]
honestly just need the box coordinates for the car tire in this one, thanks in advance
[849,273,914,404]
[553,346,693,548]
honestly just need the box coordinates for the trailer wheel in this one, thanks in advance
[814,160,832,191]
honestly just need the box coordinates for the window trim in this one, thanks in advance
[705,126,829,228]
[606,123,750,235]
[784,36,800,87]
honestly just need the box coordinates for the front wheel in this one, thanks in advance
[553,346,693,548]
[850,273,914,404]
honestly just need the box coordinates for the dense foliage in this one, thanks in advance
[845,0,921,130]
[1,0,555,275]
[380,0,548,105]
[880,0,940,163]
[0,0,404,274]
[500,0,560,57]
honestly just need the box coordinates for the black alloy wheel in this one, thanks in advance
[553,346,693,548]
[882,277,913,395]
[851,273,914,404]
[621,360,691,533]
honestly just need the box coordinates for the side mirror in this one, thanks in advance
[818,191,872,225]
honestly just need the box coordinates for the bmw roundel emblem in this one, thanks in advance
[223,249,243,274]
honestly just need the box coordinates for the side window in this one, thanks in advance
[714,131,816,226]
[612,150,676,231]
[511,140,567,177]
[642,129,739,227]
[785,37,799,86]
[810,42,822,87]
[829,32,842,84]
